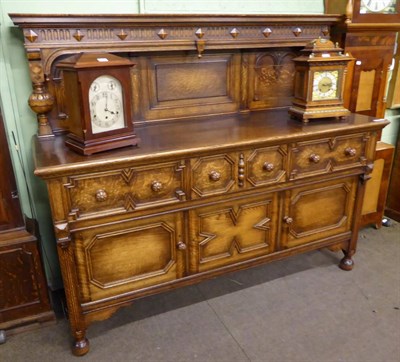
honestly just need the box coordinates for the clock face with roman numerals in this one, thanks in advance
[360,0,397,13]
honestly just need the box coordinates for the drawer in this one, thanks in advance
[289,134,368,180]
[65,161,186,218]
[246,145,287,187]
[190,153,237,199]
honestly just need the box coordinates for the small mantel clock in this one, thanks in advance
[289,38,354,123]
[57,53,139,155]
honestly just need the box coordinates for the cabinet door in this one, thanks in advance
[72,212,186,302]
[189,193,278,273]
[281,177,357,249]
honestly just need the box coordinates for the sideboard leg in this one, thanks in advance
[339,250,354,271]
[72,331,90,356]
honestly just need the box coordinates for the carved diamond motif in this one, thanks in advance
[157,28,168,40]
[230,28,239,39]
[262,28,272,38]
[73,30,85,41]
[25,30,38,43]
[117,30,128,40]
[195,28,205,39]
[292,27,302,37]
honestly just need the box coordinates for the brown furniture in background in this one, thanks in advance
[326,0,400,228]
[360,142,395,228]
[386,130,400,221]
[10,14,389,355]
[0,106,54,337]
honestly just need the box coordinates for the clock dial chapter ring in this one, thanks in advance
[90,91,121,128]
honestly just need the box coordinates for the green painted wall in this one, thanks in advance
[0,0,397,290]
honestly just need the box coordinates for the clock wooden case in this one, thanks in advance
[352,0,399,23]
[57,53,139,155]
[289,38,353,122]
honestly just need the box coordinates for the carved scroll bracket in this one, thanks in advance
[27,55,55,138]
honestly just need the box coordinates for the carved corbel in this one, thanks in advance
[54,222,71,249]
[27,51,54,138]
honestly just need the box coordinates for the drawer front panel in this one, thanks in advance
[73,212,186,302]
[189,193,278,273]
[246,145,287,187]
[65,161,186,218]
[289,134,367,179]
[190,153,236,199]
[281,177,357,249]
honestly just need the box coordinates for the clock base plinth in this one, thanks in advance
[65,133,139,155]
[288,105,350,123]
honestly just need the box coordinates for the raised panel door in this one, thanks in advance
[281,177,357,249]
[71,212,186,302]
[189,193,278,273]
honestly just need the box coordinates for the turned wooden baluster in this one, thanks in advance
[27,57,54,137]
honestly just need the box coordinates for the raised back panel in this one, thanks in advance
[136,52,240,122]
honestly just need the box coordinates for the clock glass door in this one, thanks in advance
[89,75,125,134]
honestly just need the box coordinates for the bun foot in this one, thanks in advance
[72,337,90,356]
[339,256,354,271]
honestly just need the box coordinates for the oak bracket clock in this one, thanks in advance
[57,53,139,155]
[289,38,354,123]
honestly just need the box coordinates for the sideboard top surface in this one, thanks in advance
[33,108,388,178]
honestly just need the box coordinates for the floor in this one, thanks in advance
[1,221,399,362]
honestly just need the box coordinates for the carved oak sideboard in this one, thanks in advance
[10,14,388,355]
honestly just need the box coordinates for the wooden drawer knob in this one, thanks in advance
[345,147,356,157]
[209,170,221,181]
[177,241,187,250]
[283,216,293,224]
[309,153,321,163]
[95,189,107,202]
[151,180,163,192]
[263,162,274,172]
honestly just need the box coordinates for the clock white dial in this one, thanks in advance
[89,75,125,134]
[312,71,339,101]
[360,0,394,13]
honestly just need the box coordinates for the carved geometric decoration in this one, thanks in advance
[197,200,272,264]
[292,27,302,37]
[195,28,205,39]
[230,28,239,39]
[117,30,128,40]
[157,28,168,40]
[25,30,38,43]
[262,27,272,38]
[120,168,136,185]
[73,30,85,41]
[322,26,329,36]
